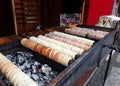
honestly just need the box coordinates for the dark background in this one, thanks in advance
[61,0,84,13]
[0,0,13,37]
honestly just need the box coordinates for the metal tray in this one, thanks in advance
[47,26,118,86]
[0,26,119,86]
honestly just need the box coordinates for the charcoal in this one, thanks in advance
[25,63,31,69]
[6,55,12,60]
[16,64,20,67]
[38,81,45,86]
[17,51,24,55]
[50,71,57,78]
[31,65,37,73]
[11,58,17,63]
[50,71,54,76]
[23,61,27,66]
[34,61,40,66]
[24,52,33,58]
[17,55,25,64]
[0,51,58,86]
[4,79,10,86]
[40,77,44,81]
[32,74,39,81]
[25,70,32,77]
[19,65,25,71]
[0,74,10,86]
[43,76,49,80]
[41,64,51,76]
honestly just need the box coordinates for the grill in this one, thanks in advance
[0,25,120,86]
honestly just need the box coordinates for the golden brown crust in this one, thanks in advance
[21,38,73,66]
[65,28,109,40]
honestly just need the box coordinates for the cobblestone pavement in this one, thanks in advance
[86,51,120,86]
[105,51,120,86]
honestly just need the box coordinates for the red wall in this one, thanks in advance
[87,0,114,25]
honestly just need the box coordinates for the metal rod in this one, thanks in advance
[103,50,113,86]
[102,31,120,85]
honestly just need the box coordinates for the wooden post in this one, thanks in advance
[11,0,18,35]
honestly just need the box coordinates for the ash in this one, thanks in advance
[0,51,58,86]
